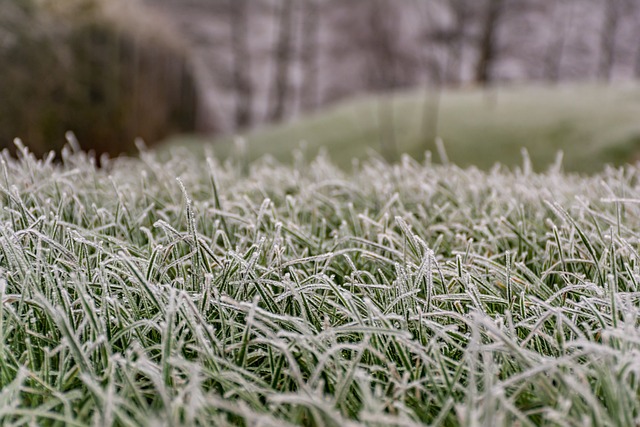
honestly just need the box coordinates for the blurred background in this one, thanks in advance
[2,0,640,171]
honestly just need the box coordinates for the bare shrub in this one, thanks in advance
[0,0,198,157]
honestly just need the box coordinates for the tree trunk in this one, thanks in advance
[269,0,295,122]
[229,0,253,129]
[449,0,469,84]
[299,0,321,112]
[598,0,620,81]
[635,44,640,79]
[474,0,505,85]
[367,0,402,91]
[544,2,572,83]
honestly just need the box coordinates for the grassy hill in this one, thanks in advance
[165,82,640,173]
[2,143,640,425]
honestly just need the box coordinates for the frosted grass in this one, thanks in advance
[1,140,640,426]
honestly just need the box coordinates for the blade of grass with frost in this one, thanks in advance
[547,201,605,285]
[162,289,176,386]
[118,250,165,315]
[35,295,94,377]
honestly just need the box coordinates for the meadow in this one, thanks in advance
[167,82,640,173]
[1,137,640,426]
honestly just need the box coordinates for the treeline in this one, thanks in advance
[0,0,198,157]
[4,0,637,154]
[152,0,640,133]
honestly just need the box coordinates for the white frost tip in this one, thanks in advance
[65,131,81,153]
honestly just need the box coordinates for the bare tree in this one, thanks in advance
[636,36,640,79]
[412,1,445,146]
[269,0,295,122]
[597,0,623,81]
[543,1,573,83]
[474,0,506,84]
[366,0,407,161]
[229,0,253,129]
[299,0,321,111]
[365,0,407,91]
[447,0,471,84]
[417,0,469,85]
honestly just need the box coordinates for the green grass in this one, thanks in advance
[2,140,640,425]
[165,82,640,173]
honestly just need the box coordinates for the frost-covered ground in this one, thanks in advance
[1,141,640,426]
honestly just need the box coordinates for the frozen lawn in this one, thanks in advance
[1,141,640,425]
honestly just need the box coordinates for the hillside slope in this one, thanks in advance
[165,83,640,173]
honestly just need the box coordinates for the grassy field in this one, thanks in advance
[166,82,640,173]
[2,140,640,425]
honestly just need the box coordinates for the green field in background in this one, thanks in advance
[164,82,640,173]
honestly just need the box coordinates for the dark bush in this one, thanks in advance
[0,0,198,157]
